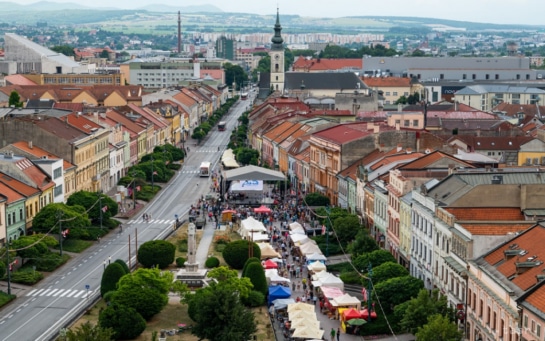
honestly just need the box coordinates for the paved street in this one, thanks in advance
[0,95,251,341]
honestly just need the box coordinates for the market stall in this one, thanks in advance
[268,285,291,306]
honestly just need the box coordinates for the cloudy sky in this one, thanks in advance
[19,0,542,26]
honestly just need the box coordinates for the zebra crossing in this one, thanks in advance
[194,149,222,153]
[180,170,200,174]
[127,218,177,225]
[26,288,93,299]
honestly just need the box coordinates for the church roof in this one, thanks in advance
[285,72,367,91]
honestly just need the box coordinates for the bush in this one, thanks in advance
[222,240,261,270]
[243,290,265,307]
[244,262,268,296]
[215,244,227,252]
[68,227,108,241]
[0,291,15,307]
[10,268,44,285]
[99,302,146,340]
[137,240,176,269]
[242,257,261,277]
[340,271,362,284]
[175,257,186,267]
[205,257,220,268]
[32,253,70,272]
[58,239,93,253]
[100,263,126,297]
[114,259,130,274]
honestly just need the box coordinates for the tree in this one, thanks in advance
[353,250,396,271]
[51,45,75,56]
[137,240,176,269]
[187,282,257,341]
[235,147,259,165]
[114,259,129,274]
[243,262,267,296]
[347,230,379,257]
[222,240,261,269]
[66,191,119,225]
[98,302,146,340]
[8,91,23,108]
[304,192,330,206]
[100,262,126,297]
[372,276,424,313]
[206,266,254,300]
[332,215,361,244]
[112,268,172,320]
[64,321,114,341]
[415,314,463,341]
[366,262,409,286]
[32,203,91,234]
[411,49,426,57]
[397,289,453,334]
[241,257,261,277]
[224,63,248,90]
[99,49,110,59]
[10,234,57,260]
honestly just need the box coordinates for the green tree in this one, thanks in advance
[98,302,146,340]
[206,266,254,300]
[347,230,379,257]
[243,262,268,297]
[222,240,261,269]
[373,276,424,313]
[304,192,330,206]
[365,262,408,287]
[32,203,91,234]
[99,49,110,59]
[10,234,58,260]
[353,250,396,271]
[235,147,259,165]
[67,191,119,225]
[187,282,257,341]
[51,45,75,56]
[64,321,114,341]
[100,262,126,297]
[241,257,261,277]
[137,240,176,269]
[415,314,463,341]
[411,49,426,57]
[397,289,453,334]
[224,63,248,90]
[112,268,172,320]
[114,259,129,274]
[332,215,361,244]
[8,91,23,108]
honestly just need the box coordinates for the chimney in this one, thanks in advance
[4,150,13,158]
[28,140,33,149]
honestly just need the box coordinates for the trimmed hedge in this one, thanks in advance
[205,257,220,268]
[244,262,268,296]
[137,240,176,269]
[241,257,261,277]
[175,257,186,267]
[114,259,130,274]
[222,240,261,270]
[100,262,126,297]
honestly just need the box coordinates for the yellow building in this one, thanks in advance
[362,77,422,105]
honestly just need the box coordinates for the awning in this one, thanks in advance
[443,256,467,276]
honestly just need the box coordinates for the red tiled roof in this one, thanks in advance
[525,283,545,312]
[399,150,475,170]
[458,222,532,235]
[4,74,38,86]
[11,141,75,171]
[293,57,362,71]
[483,224,545,291]
[445,207,525,221]
[362,77,412,87]
[15,158,55,191]
[0,182,25,204]
[449,135,534,151]
[0,172,40,197]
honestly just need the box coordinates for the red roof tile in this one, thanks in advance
[362,77,412,87]
[446,207,525,221]
[293,57,362,71]
[458,222,532,236]
[10,141,75,171]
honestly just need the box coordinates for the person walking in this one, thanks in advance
[337,327,340,341]
[330,327,336,341]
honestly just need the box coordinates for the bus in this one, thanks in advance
[199,162,211,177]
[240,92,248,100]
[218,121,226,131]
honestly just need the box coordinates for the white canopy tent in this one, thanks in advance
[298,241,322,255]
[289,227,307,235]
[290,233,310,244]
[289,222,304,230]
[224,165,285,181]
[291,327,324,340]
[312,273,344,290]
[258,243,281,259]
[331,293,361,310]
[239,216,266,238]
[307,261,327,272]
[307,252,327,262]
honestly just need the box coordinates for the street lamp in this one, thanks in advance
[132,170,137,209]
[151,155,155,191]
[57,210,64,257]
[98,191,103,229]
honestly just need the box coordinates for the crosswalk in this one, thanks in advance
[127,219,177,225]
[26,288,93,299]
[194,149,222,153]
[180,170,200,174]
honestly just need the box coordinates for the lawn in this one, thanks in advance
[0,291,16,308]
[59,239,93,253]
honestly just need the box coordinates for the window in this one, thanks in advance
[393,92,398,96]
[385,92,391,96]
[472,74,476,80]
[463,74,467,80]
[413,119,419,126]
[404,120,410,127]
[524,314,528,328]
[537,324,541,337]
[53,167,62,179]
[531,319,536,333]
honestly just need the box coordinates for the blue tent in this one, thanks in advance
[268,285,291,306]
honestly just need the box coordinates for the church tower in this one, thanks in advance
[269,8,285,93]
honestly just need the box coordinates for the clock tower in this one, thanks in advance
[269,8,285,93]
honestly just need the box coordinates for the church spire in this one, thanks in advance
[271,7,283,50]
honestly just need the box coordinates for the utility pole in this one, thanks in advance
[132,170,136,209]
[151,155,154,191]
[367,262,373,322]
[325,205,331,257]
[57,210,63,257]
[6,239,11,295]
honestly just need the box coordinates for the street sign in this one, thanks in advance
[85,284,90,290]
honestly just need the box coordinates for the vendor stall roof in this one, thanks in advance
[224,165,285,181]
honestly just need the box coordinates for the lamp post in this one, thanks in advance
[57,210,64,257]
[132,170,137,209]
[98,191,103,229]
[5,238,11,295]
[325,205,331,257]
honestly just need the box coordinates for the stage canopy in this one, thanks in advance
[224,165,285,181]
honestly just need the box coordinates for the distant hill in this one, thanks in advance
[137,4,222,13]
[0,1,222,13]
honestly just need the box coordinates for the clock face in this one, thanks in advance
[274,54,280,60]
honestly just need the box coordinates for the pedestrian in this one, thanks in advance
[337,327,340,341]
[330,327,336,341]
[313,295,317,306]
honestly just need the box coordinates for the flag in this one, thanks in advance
[102,205,108,212]
[165,160,170,165]
[153,171,158,175]
[362,287,368,302]
[136,185,141,191]
[321,224,326,234]
[62,229,70,238]
[127,187,133,196]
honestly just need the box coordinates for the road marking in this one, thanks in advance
[15,309,21,313]
[27,289,37,296]
[65,290,78,298]
[31,289,43,297]
[39,289,51,296]
[48,289,59,296]
[53,289,65,297]
[72,291,85,298]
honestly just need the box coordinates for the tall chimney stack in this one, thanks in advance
[178,11,181,54]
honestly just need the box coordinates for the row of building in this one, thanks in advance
[247,94,545,341]
[0,82,229,243]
